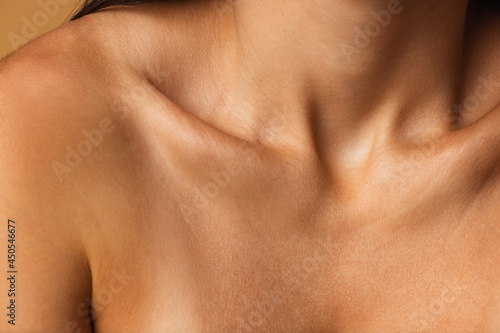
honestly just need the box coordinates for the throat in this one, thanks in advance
[222,0,468,141]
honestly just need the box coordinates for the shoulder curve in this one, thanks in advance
[0,14,136,191]
[0,12,135,86]
[0,1,215,192]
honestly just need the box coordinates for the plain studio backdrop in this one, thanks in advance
[0,0,85,59]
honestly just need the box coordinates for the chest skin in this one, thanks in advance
[84,111,500,333]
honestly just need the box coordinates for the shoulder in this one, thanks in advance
[0,11,152,239]
[0,17,113,332]
[0,15,126,183]
[0,13,163,330]
[0,3,204,219]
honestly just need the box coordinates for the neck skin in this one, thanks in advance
[208,0,469,167]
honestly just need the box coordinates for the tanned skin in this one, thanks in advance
[1,0,500,332]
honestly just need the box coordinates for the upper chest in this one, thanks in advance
[91,204,500,333]
[88,136,500,332]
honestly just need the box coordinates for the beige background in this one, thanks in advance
[0,0,85,59]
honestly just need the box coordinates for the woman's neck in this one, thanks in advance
[214,0,470,155]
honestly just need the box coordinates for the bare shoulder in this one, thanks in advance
[0,15,128,184]
[0,1,208,242]
[0,13,148,332]
[0,1,218,214]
